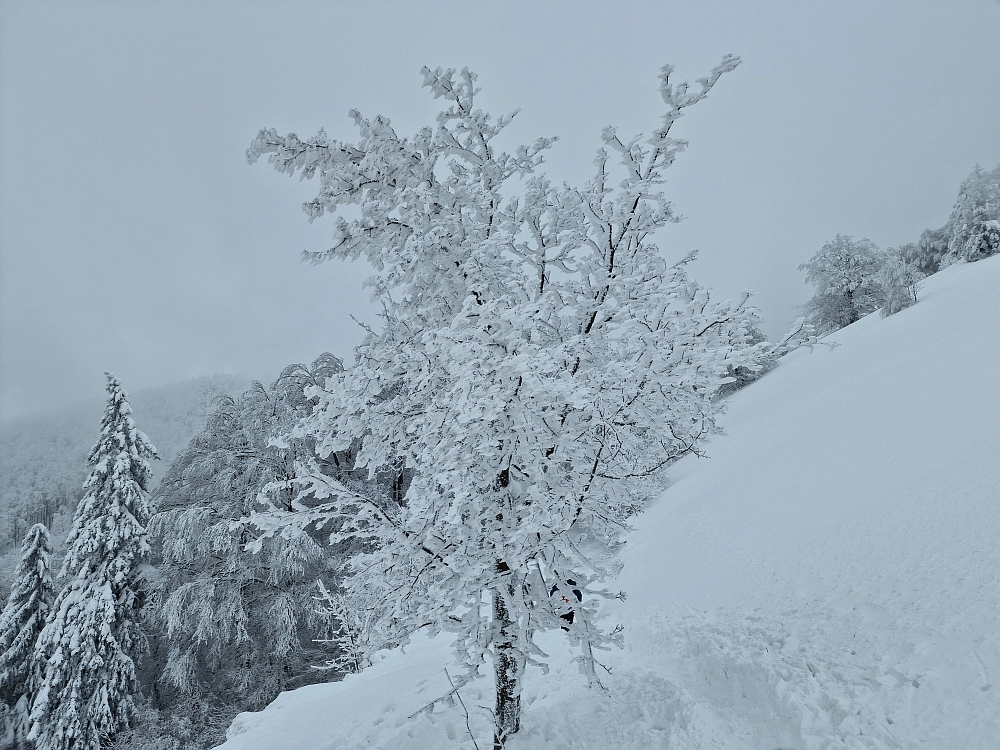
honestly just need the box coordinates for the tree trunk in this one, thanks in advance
[845,287,858,325]
[492,586,522,750]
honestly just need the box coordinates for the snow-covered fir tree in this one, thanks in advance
[0,523,54,744]
[248,59,780,746]
[28,374,157,750]
[889,164,1000,280]
[0,523,53,704]
[799,234,886,334]
[148,356,350,717]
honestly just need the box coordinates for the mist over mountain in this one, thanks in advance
[0,374,249,595]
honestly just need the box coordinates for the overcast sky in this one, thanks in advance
[2,0,998,421]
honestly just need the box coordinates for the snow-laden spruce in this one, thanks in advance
[28,374,157,750]
[895,162,1000,275]
[247,59,790,747]
[0,522,54,743]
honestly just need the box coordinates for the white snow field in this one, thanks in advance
[219,256,1000,749]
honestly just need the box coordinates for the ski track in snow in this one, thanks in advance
[219,256,1000,748]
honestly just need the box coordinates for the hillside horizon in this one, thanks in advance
[220,255,1000,749]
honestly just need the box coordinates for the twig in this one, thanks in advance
[407,675,466,719]
[446,667,481,750]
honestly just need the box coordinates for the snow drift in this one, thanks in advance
[219,256,1000,749]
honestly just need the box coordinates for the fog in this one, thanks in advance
[2,0,998,421]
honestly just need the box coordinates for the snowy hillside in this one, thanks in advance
[219,257,1000,749]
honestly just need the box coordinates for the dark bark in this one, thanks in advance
[492,585,522,749]
[844,287,858,325]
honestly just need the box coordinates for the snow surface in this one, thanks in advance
[218,256,1000,749]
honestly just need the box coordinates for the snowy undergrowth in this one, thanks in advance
[222,614,900,750]
[507,612,902,750]
[219,256,1000,748]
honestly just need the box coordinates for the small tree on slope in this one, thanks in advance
[0,522,54,737]
[799,234,886,334]
[248,60,768,748]
[879,249,924,318]
[29,374,157,750]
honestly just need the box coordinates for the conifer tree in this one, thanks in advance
[0,523,54,717]
[945,163,1000,263]
[28,373,157,750]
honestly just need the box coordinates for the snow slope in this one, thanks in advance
[219,256,1000,749]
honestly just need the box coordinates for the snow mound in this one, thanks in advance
[218,256,1000,749]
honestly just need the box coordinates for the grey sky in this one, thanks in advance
[2,0,998,421]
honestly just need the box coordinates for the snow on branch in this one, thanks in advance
[249,58,748,746]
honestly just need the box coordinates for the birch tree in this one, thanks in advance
[248,59,765,747]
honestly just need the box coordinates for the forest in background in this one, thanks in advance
[0,375,248,597]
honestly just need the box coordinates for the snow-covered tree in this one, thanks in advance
[799,234,886,334]
[714,316,775,399]
[248,59,774,746]
[28,374,157,750]
[0,523,54,746]
[148,355,350,715]
[879,249,924,317]
[312,580,383,677]
[944,163,1000,263]
[0,523,53,705]
[899,225,949,277]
